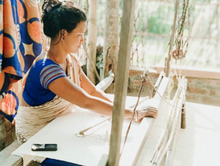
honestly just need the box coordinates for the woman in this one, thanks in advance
[15,0,157,143]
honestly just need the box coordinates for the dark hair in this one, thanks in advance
[42,0,87,39]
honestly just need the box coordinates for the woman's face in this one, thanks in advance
[64,21,86,53]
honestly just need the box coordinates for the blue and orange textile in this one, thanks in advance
[0,0,44,123]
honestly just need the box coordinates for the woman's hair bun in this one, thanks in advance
[42,0,62,15]
[42,0,87,39]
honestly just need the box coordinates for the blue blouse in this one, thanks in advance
[23,59,66,106]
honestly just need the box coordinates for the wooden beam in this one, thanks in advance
[154,65,220,79]
[107,0,136,166]
[0,155,23,166]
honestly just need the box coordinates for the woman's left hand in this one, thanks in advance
[135,106,158,121]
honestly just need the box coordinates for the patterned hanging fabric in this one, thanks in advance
[0,0,44,123]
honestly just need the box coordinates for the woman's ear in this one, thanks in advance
[61,29,66,40]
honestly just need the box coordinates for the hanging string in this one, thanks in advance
[120,71,148,156]
[172,0,190,81]
[146,73,185,110]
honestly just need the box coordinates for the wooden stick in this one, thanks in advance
[76,118,111,137]
[156,98,181,165]
[151,76,178,164]
[151,126,167,163]
[151,77,185,165]
[165,149,172,166]
[154,71,164,90]
[151,101,176,164]
[107,0,136,166]
[83,43,101,82]
[154,78,187,166]
[164,105,182,166]
[165,0,180,77]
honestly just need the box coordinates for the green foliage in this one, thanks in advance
[146,6,172,35]
[96,53,103,70]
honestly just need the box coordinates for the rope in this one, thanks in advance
[146,74,186,110]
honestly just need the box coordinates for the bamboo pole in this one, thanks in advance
[106,0,136,166]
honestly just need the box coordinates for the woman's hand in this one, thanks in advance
[135,106,158,121]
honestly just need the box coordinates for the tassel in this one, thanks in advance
[181,103,186,129]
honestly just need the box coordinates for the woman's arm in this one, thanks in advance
[79,71,158,119]
[80,70,112,103]
[48,76,157,119]
[48,76,120,116]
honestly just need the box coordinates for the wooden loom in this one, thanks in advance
[94,72,187,166]
[8,71,187,166]
[6,0,188,166]
[104,0,188,165]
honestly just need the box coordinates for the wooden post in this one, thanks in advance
[165,0,179,77]
[87,0,97,84]
[107,0,136,166]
